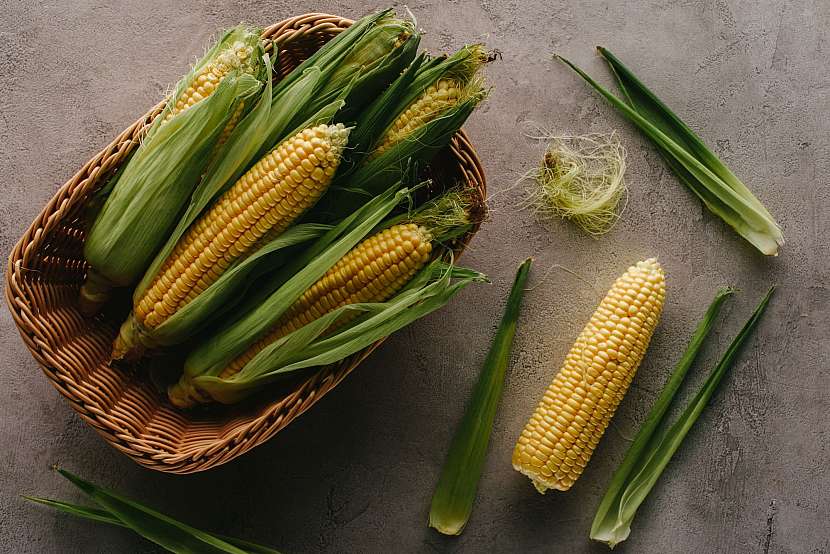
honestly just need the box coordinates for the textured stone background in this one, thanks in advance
[1,1,828,552]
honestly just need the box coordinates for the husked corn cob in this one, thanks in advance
[372,79,464,158]
[512,258,665,493]
[168,222,434,407]
[162,39,256,125]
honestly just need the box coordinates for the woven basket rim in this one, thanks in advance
[4,12,486,473]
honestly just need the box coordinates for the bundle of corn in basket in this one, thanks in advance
[4,11,488,473]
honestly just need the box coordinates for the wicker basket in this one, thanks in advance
[4,13,486,473]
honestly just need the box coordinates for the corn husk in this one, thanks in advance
[429,258,531,535]
[26,468,281,553]
[258,10,419,157]
[559,49,783,255]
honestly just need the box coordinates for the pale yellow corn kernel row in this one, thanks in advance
[512,258,665,493]
[162,40,255,124]
[134,123,349,330]
[372,79,463,158]
[218,223,433,379]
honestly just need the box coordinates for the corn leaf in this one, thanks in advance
[184,185,411,378]
[269,11,388,98]
[558,55,783,256]
[598,47,776,223]
[24,471,281,554]
[314,97,480,222]
[25,496,126,527]
[590,287,774,548]
[193,261,486,404]
[429,257,532,535]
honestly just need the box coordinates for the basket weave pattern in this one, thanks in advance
[4,13,486,473]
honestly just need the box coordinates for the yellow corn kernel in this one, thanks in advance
[512,258,665,493]
[372,78,463,158]
[221,222,433,378]
[162,39,255,124]
[134,123,349,330]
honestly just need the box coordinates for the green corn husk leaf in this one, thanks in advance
[83,27,266,289]
[313,96,482,222]
[597,47,776,223]
[184,184,411,378]
[309,45,488,222]
[318,15,419,121]
[429,257,532,536]
[558,53,783,256]
[268,11,389,97]
[192,260,486,404]
[24,497,280,554]
[26,468,281,554]
[591,287,774,548]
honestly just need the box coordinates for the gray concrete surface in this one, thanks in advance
[1,1,828,552]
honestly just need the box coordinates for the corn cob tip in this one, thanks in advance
[111,316,146,362]
[167,377,204,409]
[77,269,114,316]
[512,258,665,493]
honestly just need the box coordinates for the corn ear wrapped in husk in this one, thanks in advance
[80,26,267,313]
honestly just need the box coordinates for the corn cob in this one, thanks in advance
[168,191,474,408]
[512,259,665,493]
[168,222,433,407]
[369,46,487,160]
[79,27,265,314]
[112,123,349,359]
[372,79,464,158]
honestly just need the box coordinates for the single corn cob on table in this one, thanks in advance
[512,258,665,493]
[112,123,350,360]
[168,221,434,407]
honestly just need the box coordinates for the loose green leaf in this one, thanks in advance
[591,287,774,548]
[25,469,281,554]
[24,495,280,554]
[557,54,783,256]
[429,258,532,535]
[597,47,776,223]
